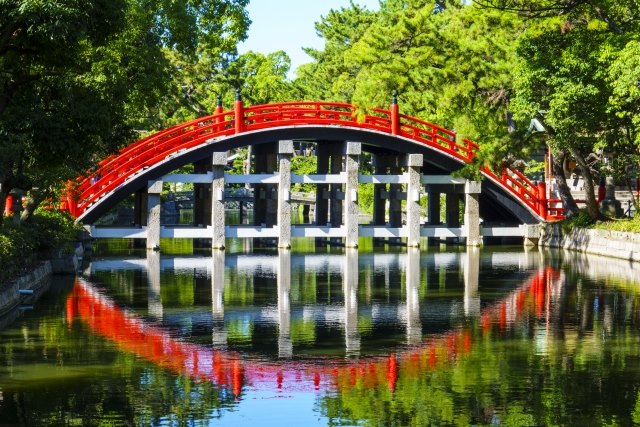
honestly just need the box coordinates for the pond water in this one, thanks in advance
[1,245,640,426]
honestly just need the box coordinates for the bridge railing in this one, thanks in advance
[65,99,562,221]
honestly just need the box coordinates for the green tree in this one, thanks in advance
[0,0,250,223]
[476,0,640,219]
[294,2,377,101]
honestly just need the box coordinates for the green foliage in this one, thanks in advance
[506,1,640,218]
[594,216,640,233]
[560,209,595,233]
[291,155,317,193]
[0,0,250,215]
[358,183,375,215]
[0,210,78,282]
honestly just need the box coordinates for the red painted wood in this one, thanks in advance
[64,101,560,220]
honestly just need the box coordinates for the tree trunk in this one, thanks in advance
[569,147,599,220]
[552,150,579,218]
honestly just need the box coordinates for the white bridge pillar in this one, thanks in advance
[277,141,293,248]
[464,180,482,247]
[146,179,163,250]
[345,142,361,248]
[211,151,227,249]
[406,154,423,247]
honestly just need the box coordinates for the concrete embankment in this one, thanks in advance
[540,224,640,262]
[0,261,53,317]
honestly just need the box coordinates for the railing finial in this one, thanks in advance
[390,91,400,135]
[235,88,242,101]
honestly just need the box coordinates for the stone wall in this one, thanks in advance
[540,224,640,262]
[0,261,52,317]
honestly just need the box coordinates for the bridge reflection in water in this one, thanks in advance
[68,249,558,397]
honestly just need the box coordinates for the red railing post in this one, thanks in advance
[234,89,244,134]
[215,95,223,115]
[537,181,548,220]
[215,95,224,132]
[390,91,400,135]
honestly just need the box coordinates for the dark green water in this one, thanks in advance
[1,245,640,426]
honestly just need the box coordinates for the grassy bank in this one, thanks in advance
[0,210,79,283]
[562,210,640,233]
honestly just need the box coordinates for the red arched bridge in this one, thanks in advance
[62,98,562,246]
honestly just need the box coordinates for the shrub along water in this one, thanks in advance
[560,209,640,234]
[0,210,79,283]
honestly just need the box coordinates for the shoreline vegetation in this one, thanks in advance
[0,210,79,286]
[562,210,640,234]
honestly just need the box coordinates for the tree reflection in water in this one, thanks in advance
[1,249,640,426]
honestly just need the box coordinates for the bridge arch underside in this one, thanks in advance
[80,126,539,225]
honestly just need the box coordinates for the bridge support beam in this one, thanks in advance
[146,179,163,250]
[329,144,343,246]
[253,142,278,229]
[211,152,227,249]
[389,158,403,235]
[464,181,482,247]
[315,143,329,229]
[194,158,212,228]
[345,142,361,248]
[277,141,293,248]
[445,190,461,244]
[406,154,423,247]
[425,184,441,246]
[372,154,387,248]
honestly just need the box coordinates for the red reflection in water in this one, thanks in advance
[66,267,558,397]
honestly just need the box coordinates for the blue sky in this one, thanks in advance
[238,0,380,77]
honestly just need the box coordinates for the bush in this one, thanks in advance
[28,209,78,253]
[0,210,79,283]
[561,210,594,233]
[594,215,640,233]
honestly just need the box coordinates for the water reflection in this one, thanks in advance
[75,248,551,395]
[5,248,640,426]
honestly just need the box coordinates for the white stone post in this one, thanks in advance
[463,180,482,247]
[345,142,361,248]
[211,152,227,249]
[146,179,163,250]
[406,154,423,247]
[277,140,293,248]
